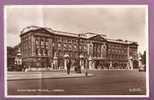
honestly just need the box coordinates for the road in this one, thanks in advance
[7,70,146,96]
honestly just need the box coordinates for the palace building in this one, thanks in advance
[20,26,138,71]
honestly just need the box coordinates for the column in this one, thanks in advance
[127,57,133,70]
[88,56,93,69]
[130,60,133,70]
[127,46,130,58]
[109,61,112,69]
[64,59,67,70]
[38,49,41,56]
[129,59,133,70]
[31,35,35,56]
[101,45,102,58]
[53,52,58,69]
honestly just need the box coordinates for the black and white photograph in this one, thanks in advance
[5,5,149,97]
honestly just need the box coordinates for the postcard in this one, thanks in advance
[0,1,152,100]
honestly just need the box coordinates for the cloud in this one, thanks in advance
[5,5,147,53]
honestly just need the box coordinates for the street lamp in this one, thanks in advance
[79,54,84,69]
[75,34,82,73]
[85,57,88,77]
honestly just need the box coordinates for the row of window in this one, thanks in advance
[108,44,127,50]
[22,37,32,50]
[21,48,32,57]
[108,49,127,55]
[54,36,88,45]
[35,49,48,56]
[21,35,32,57]
[55,52,78,58]
[54,36,78,44]
[21,34,31,43]
[93,44,104,57]
[55,43,87,52]
[35,39,49,44]
[108,54,127,59]
[34,41,87,52]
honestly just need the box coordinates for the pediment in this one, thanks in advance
[32,28,54,37]
[88,35,107,42]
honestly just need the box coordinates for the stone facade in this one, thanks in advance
[20,26,138,70]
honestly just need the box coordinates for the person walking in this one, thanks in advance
[67,59,71,75]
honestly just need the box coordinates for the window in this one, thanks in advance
[45,50,48,55]
[36,49,38,55]
[40,49,44,56]
[63,38,67,43]
[63,44,67,50]
[79,46,82,51]
[45,40,49,49]
[103,45,106,49]
[59,52,63,57]
[59,37,62,42]
[36,39,39,48]
[74,45,77,50]
[68,45,72,50]
[58,43,60,47]
[84,46,87,51]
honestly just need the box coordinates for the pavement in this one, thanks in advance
[7,71,94,81]
[7,69,146,95]
[7,69,139,81]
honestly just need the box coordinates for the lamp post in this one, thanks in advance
[85,56,88,77]
[15,48,22,71]
[75,34,82,73]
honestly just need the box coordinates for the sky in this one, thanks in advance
[5,5,148,53]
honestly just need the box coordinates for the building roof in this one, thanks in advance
[107,38,138,45]
[21,26,138,45]
[21,26,41,35]
[21,26,82,38]
[46,28,80,38]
